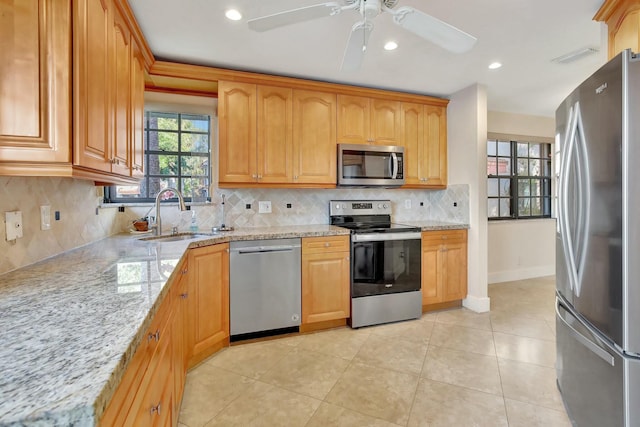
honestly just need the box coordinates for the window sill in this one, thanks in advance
[100,201,214,209]
[488,217,556,225]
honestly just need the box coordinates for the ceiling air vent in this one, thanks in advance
[552,47,599,64]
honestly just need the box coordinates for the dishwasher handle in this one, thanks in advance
[230,244,300,254]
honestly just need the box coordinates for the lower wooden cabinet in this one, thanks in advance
[171,259,189,423]
[186,243,230,368]
[301,236,350,327]
[421,230,468,308]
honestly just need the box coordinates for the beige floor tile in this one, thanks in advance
[429,323,496,356]
[491,311,555,341]
[206,340,291,379]
[505,398,572,427]
[422,345,502,395]
[353,333,428,375]
[368,318,434,345]
[297,327,370,360]
[204,380,321,427]
[259,347,349,399]
[435,307,493,330]
[494,331,556,368]
[407,379,508,427]
[306,402,401,427]
[178,364,254,427]
[325,362,419,425]
[498,358,565,411]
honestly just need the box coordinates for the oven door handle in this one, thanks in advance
[352,232,422,242]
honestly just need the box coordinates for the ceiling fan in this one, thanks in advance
[247,0,477,70]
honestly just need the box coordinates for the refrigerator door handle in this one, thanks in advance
[556,298,615,366]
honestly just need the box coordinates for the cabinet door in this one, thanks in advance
[130,40,145,178]
[302,251,350,324]
[257,85,293,183]
[400,102,424,186]
[371,99,401,145]
[442,242,468,301]
[423,105,447,187]
[188,244,229,363]
[73,0,112,172]
[421,242,442,306]
[0,0,71,165]
[292,90,337,184]
[111,10,131,175]
[218,81,257,183]
[337,94,370,144]
[172,267,188,421]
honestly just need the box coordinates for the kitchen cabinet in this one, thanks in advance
[292,89,337,184]
[171,259,189,421]
[130,38,146,178]
[337,95,401,145]
[219,81,336,186]
[421,230,467,308]
[401,103,447,188]
[100,280,175,426]
[187,243,230,368]
[301,236,350,329]
[0,0,145,184]
[595,0,640,59]
[0,0,71,167]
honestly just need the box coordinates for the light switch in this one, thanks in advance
[41,205,51,230]
[5,211,23,241]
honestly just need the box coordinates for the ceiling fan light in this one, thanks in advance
[384,41,398,50]
[225,9,242,21]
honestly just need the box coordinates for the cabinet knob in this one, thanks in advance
[150,402,162,416]
[148,329,160,342]
[442,236,448,240]
[294,175,298,180]
[324,242,330,247]
[257,174,263,179]
[180,293,188,299]
[252,174,257,179]
[182,268,188,275]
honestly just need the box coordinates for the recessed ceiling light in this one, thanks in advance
[225,9,242,21]
[488,62,502,70]
[384,41,398,51]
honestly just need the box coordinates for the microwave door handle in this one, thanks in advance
[391,153,398,179]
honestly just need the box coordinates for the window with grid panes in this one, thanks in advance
[487,139,552,219]
[106,112,211,203]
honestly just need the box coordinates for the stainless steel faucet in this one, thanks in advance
[153,187,187,236]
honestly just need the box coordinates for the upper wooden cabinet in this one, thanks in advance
[130,39,146,178]
[219,81,336,187]
[400,103,447,188]
[0,0,71,166]
[292,90,337,184]
[595,0,640,59]
[337,95,401,145]
[0,0,147,184]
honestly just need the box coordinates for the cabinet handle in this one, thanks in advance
[257,174,263,179]
[252,174,257,179]
[180,293,188,299]
[324,242,330,247]
[181,268,188,275]
[150,402,161,416]
[294,175,298,180]
[148,329,160,342]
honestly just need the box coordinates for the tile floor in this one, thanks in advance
[178,276,571,426]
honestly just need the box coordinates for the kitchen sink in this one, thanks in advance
[139,233,212,242]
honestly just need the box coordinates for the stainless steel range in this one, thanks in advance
[329,200,422,328]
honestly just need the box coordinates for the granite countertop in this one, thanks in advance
[0,224,348,426]
[402,220,470,230]
[0,222,470,425]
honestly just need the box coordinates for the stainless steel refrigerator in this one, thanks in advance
[556,49,640,427]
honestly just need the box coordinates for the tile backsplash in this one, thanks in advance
[0,177,118,275]
[119,184,469,232]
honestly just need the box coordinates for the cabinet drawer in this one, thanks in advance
[421,229,467,245]
[302,235,350,253]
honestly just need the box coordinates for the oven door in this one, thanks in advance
[351,232,421,297]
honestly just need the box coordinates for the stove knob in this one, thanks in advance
[383,204,388,209]
[377,203,383,209]
[335,204,341,209]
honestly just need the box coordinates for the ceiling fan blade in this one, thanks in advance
[392,6,477,54]
[341,21,374,71]
[248,2,341,32]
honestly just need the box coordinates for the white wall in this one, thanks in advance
[448,84,490,312]
[487,111,556,283]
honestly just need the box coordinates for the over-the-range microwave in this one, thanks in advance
[337,143,405,187]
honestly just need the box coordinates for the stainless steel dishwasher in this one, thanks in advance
[229,238,301,339]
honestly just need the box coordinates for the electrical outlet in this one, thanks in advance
[5,211,23,241]
[404,199,412,209]
[258,201,272,214]
[40,205,51,230]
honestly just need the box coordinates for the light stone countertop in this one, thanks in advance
[400,220,470,230]
[0,222,469,425]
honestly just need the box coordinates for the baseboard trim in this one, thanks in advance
[488,265,555,284]
[463,295,490,313]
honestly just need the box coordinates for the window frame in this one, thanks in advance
[105,110,212,204]
[487,138,553,221]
